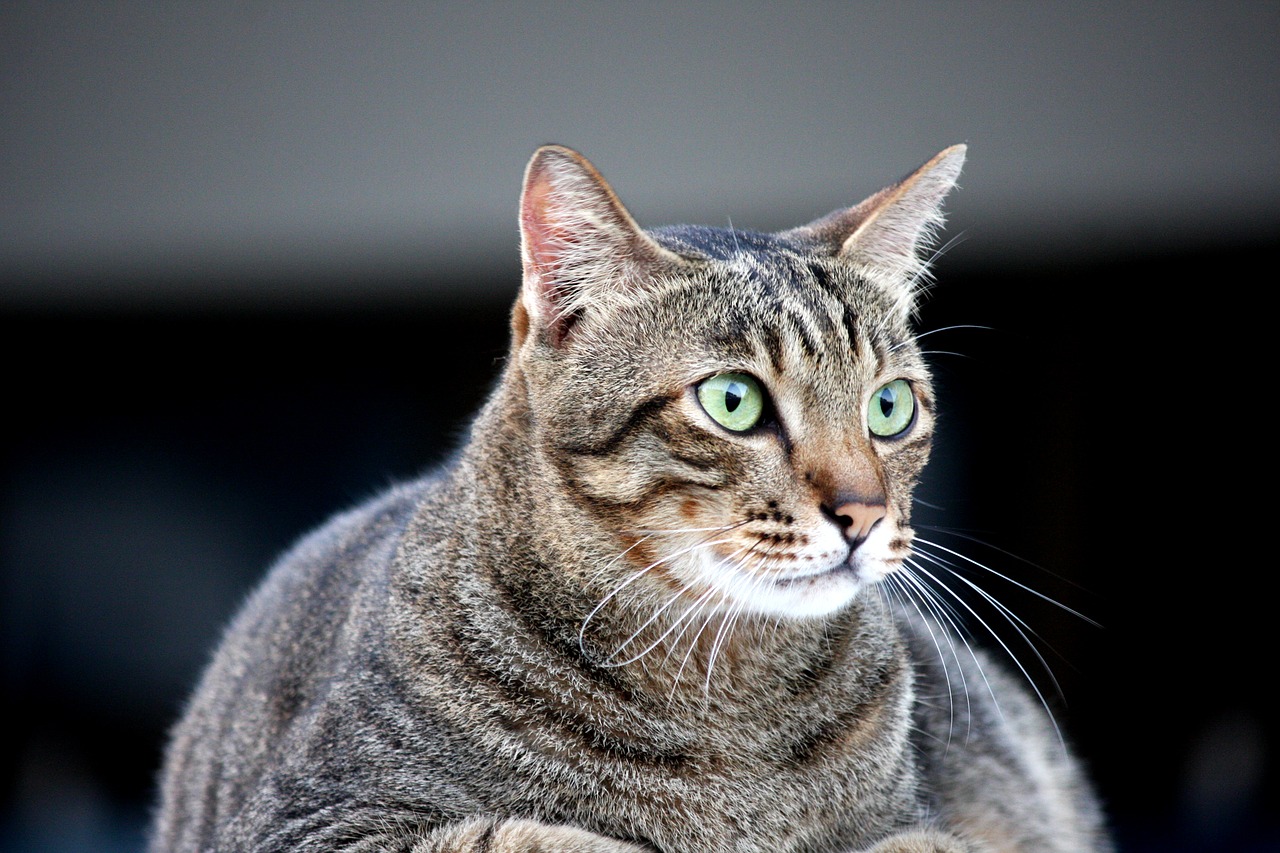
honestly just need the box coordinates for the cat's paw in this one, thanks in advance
[413,817,649,852]
[493,819,649,852]
[857,829,973,853]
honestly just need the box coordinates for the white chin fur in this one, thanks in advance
[686,551,862,620]
[754,567,864,618]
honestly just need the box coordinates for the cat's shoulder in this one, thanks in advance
[223,472,447,633]
[282,474,437,573]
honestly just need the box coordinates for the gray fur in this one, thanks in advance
[150,146,1112,852]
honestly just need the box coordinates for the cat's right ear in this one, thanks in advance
[783,145,966,316]
[516,145,684,349]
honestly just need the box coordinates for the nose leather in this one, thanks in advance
[834,501,886,543]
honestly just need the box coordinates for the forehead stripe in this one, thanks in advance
[807,262,838,297]
[840,304,861,354]
[757,324,787,376]
[780,309,820,361]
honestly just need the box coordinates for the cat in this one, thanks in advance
[150,144,1113,852]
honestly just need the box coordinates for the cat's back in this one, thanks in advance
[150,474,438,851]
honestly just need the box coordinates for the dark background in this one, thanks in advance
[3,4,1276,851]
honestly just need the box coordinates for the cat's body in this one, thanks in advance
[151,146,1112,852]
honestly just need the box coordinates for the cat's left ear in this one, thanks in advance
[784,145,966,309]
[516,145,686,349]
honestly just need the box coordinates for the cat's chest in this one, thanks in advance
[484,654,918,852]
[589,689,916,852]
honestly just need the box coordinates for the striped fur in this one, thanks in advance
[150,146,1112,852]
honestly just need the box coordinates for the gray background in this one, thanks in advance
[4,2,1276,302]
[3,3,1275,852]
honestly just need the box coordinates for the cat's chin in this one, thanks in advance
[701,558,869,619]
[762,565,866,618]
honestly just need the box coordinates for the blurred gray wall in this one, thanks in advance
[4,2,1277,305]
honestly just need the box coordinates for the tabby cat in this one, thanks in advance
[151,145,1112,852]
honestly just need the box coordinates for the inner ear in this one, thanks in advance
[518,145,685,348]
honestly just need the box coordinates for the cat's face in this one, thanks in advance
[513,145,961,625]
[523,234,933,620]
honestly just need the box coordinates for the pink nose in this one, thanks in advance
[834,502,886,543]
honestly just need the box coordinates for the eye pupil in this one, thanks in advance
[878,389,894,417]
[724,385,744,412]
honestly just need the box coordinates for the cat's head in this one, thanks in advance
[509,144,964,623]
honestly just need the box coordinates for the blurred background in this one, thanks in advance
[2,3,1276,851]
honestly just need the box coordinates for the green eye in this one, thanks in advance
[697,372,765,432]
[868,379,915,437]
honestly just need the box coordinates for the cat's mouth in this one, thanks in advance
[771,561,859,590]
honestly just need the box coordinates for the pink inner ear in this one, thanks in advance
[520,160,593,345]
[520,165,577,327]
[521,169,567,280]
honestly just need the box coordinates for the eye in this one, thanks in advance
[867,379,915,438]
[697,372,766,432]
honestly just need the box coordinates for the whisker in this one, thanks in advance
[922,230,967,276]
[698,545,765,682]
[883,572,961,740]
[601,589,695,667]
[580,531,735,657]
[890,323,992,353]
[892,563,982,744]
[669,588,724,702]
[581,533,654,590]
[703,545,771,694]
[705,596,744,694]
[910,546,1065,701]
[904,552,1065,744]
[913,534,1098,626]
[606,536,758,672]
[916,526,1100,603]
[630,520,749,535]
[605,592,701,668]
[596,538,741,666]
